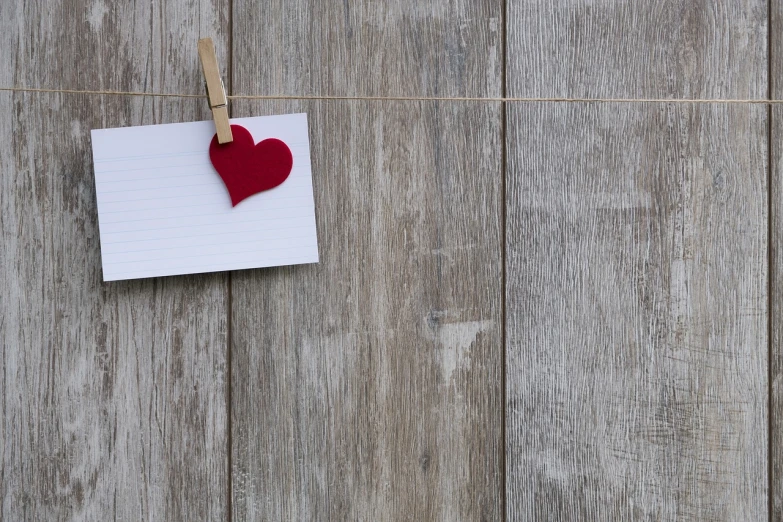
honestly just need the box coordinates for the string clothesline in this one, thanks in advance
[2,86,783,105]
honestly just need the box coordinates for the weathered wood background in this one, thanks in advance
[0,0,775,520]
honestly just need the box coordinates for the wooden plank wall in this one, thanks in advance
[506,1,769,520]
[0,0,777,520]
[229,2,503,520]
[773,0,783,517]
[772,0,783,519]
[0,1,229,520]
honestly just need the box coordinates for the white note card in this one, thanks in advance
[90,114,319,281]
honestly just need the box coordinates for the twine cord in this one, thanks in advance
[1,86,782,104]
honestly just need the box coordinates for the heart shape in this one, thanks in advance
[209,124,293,206]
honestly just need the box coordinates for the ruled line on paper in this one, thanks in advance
[100,204,315,224]
[93,141,310,163]
[105,239,318,263]
[103,240,318,259]
[96,154,311,174]
[101,215,315,236]
[96,176,311,196]
[100,225,317,249]
[91,113,319,282]
[99,200,315,217]
[101,227,317,249]
[95,169,312,185]
[107,254,317,280]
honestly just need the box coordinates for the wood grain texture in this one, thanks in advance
[507,0,767,99]
[231,0,501,98]
[0,0,229,519]
[772,2,783,518]
[229,2,503,519]
[507,1,769,519]
[772,104,783,520]
[230,98,502,521]
[506,103,768,520]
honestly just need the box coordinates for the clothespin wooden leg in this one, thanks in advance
[198,38,233,144]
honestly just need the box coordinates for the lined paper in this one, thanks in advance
[91,114,319,281]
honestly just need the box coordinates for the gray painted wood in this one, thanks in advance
[2,0,774,519]
[506,103,768,520]
[506,1,769,519]
[229,2,503,520]
[0,1,229,520]
[231,1,502,98]
[507,1,767,99]
[772,104,783,520]
[772,3,783,518]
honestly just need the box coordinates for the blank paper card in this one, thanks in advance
[90,114,319,281]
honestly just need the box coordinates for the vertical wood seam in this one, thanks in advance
[227,0,235,520]
[768,0,773,518]
[501,0,508,519]
[769,96,774,522]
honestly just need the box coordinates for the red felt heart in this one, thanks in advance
[209,124,293,206]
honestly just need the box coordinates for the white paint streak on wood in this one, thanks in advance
[86,0,108,33]
[435,320,494,382]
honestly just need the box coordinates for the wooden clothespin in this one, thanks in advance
[198,38,233,144]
